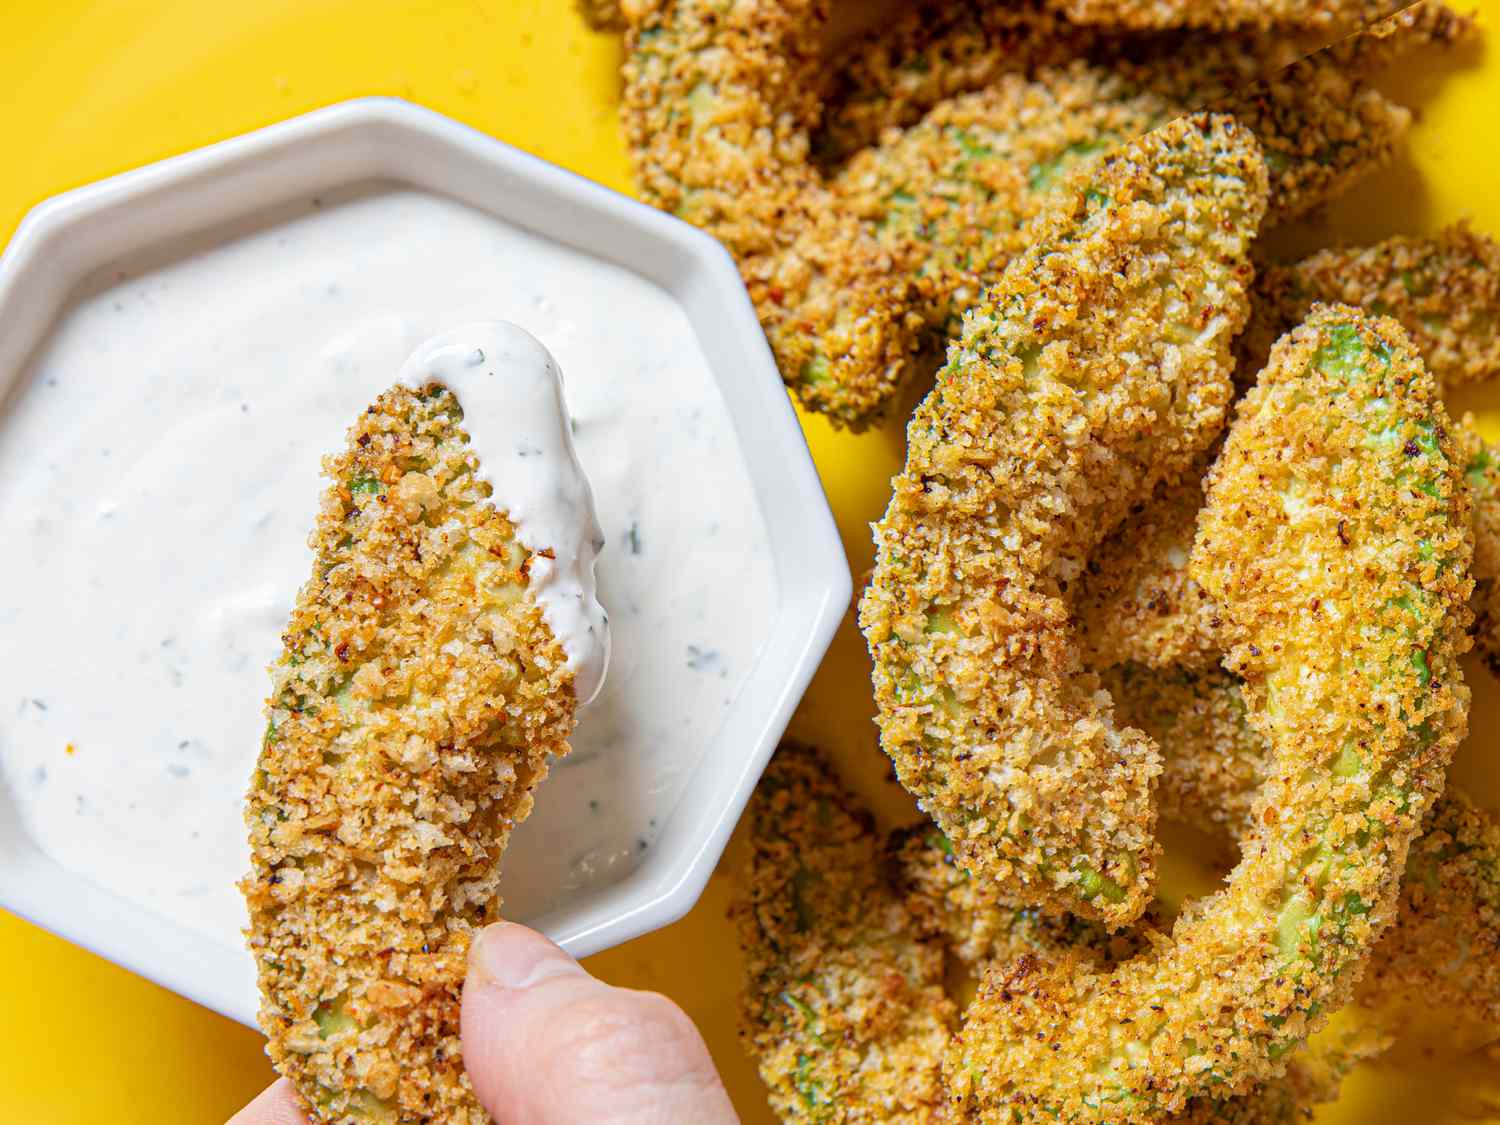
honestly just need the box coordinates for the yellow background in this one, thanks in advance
[0,2,1497,1122]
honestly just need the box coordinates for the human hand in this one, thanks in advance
[228,921,738,1125]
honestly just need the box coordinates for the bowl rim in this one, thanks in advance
[0,97,851,1026]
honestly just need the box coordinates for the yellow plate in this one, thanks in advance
[0,2,1495,1121]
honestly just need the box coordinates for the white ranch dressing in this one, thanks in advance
[0,186,776,945]
[395,323,609,704]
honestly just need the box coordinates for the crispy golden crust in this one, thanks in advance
[736,768,1376,1125]
[1075,422,1500,672]
[1048,0,1398,31]
[1314,0,1477,67]
[1244,226,1500,393]
[1219,1,1474,223]
[733,741,1439,1124]
[828,17,1449,349]
[889,827,1158,972]
[814,5,1315,166]
[1072,471,1222,672]
[946,309,1472,1122]
[828,42,1407,233]
[733,745,955,1123]
[1079,232,1500,673]
[893,831,1387,1124]
[1219,52,1408,226]
[1362,789,1500,1047]
[1170,1023,1388,1125]
[815,0,1468,165]
[860,115,1266,930]
[618,0,1468,426]
[832,64,1178,335]
[1106,663,1500,1046]
[1102,665,1261,837]
[620,0,927,427]
[814,2,1103,166]
[1127,7,1462,225]
[242,387,576,1125]
[1468,421,1500,676]
[1454,421,1500,674]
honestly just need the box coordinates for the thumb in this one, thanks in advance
[461,922,739,1125]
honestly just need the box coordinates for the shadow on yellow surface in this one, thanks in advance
[0,2,1498,1122]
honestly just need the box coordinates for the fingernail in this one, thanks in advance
[468,921,584,991]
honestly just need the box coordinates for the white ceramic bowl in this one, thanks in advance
[0,98,849,1025]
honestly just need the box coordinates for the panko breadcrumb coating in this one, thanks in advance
[734,753,1381,1125]
[946,308,1472,1122]
[1105,664,1500,1047]
[831,63,1180,335]
[736,743,1492,1123]
[1243,226,1500,393]
[813,3,1299,166]
[1073,422,1500,672]
[1432,425,1500,676]
[617,0,1469,426]
[242,386,577,1124]
[1049,0,1398,32]
[734,745,955,1123]
[815,0,1471,163]
[860,115,1267,929]
[1323,0,1477,68]
[1360,790,1500,1048]
[1165,4,1472,225]
[621,0,927,427]
[824,3,1461,395]
[833,43,1418,338]
[894,831,1391,1125]
[1216,46,1410,225]
[814,2,1104,166]
[1172,4,1473,214]
[1431,423,1500,671]
[1101,664,1262,836]
[1469,429,1500,675]
[1072,470,1223,672]
[889,825,1159,974]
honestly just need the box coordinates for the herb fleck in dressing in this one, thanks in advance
[0,187,777,946]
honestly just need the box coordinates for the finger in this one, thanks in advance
[461,922,738,1125]
[225,1079,307,1125]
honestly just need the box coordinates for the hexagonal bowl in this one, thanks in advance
[0,98,850,1025]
